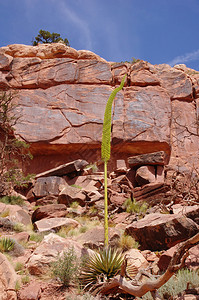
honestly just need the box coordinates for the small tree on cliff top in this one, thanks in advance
[32,29,70,46]
[0,91,33,195]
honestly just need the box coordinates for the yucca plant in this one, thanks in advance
[80,247,123,290]
[101,75,126,247]
[0,237,15,252]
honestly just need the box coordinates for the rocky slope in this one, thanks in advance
[1,43,199,175]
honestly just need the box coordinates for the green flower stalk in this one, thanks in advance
[101,75,126,247]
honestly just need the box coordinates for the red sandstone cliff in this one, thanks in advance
[0,43,198,174]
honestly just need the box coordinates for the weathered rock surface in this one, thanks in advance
[158,244,199,271]
[17,281,41,300]
[31,204,67,223]
[77,226,121,249]
[32,176,66,198]
[0,203,31,226]
[27,233,93,275]
[124,248,149,270]
[128,151,167,168]
[34,217,79,232]
[0,253,17,300]
[58,184,86,206]
[173,205,199,225]
[1,44,199,174]
[35,159,88,179]
[125,213,199,250]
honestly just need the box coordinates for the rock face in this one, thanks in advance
[0,253,17,300]
[125,213,199,251]
[1,43,199,174]
[27,232,93,275]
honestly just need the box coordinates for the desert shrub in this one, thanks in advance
[0,195,24,206]
[70,201,79,208]
[119,233,139,251]
[15,261,24,273]
[0,209,10,218]
[15,280,21,291]
[52,247,79,287]
[80,247,123,289]
[124,198,148,215]
[29,232,44,243]
[141,268,199,300]
[21,275,30,285]
[13,222,25,232]
[0,237,15,252]
[158,268,199,298]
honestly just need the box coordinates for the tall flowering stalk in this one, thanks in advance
[101,75,126,247]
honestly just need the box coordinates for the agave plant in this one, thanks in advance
[101,75,126,247]
[80,247,123,290]
[0,236,15,252]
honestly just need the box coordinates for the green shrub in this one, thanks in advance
[13,222,25,232]
[15,261,24,273]
[70,201,80,208]
[124,198,148,215]
[29,232,44,243]
[119,234,139,251]
[141,268,199,300]
[15,280,21,291]
[80,247,123,289]
[0,237,15,252]
[52,247,79,287]
[0,195,24,206]
[21,275,30,285]
[159,268,199,298]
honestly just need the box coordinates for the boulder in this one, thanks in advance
[35,195,58,206]
[173,205,199,225]
[0,203,31,226]
[158,244,199,271]
[128,151,167,168]
[58,184,86,206]
[77,226,121,249]
[133,182,167,202]
[31,204,68,223]
[125,213,199,251]
[0,253,17,299]
[34,217,79,233]
[67,174,103,191]
[135,165,156,185]
[27,233,93,275]
[33,176,66,198]
[124,248,149,270]
[17,281,41,300]
[35,159,89,178]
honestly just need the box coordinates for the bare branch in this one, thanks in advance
[99,232,199,297]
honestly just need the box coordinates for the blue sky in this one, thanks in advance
[1,0,199,70]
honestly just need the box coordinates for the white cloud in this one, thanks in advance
[56,0,93,50]
[168,49,199,66]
